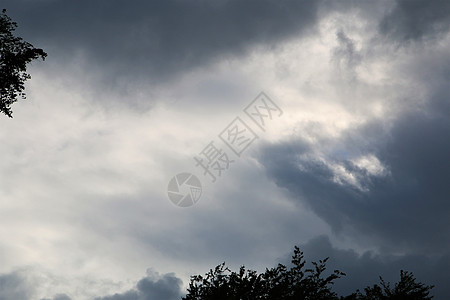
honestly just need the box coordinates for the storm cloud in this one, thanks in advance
[94,270,183,300]
[5,0,321,87]
[379,0,450,42]
[259,103,450,254]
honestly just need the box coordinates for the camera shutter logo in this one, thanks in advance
[167,173,202,207]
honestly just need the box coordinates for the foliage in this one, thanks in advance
[183,246,345,300]
[350,270,435,300]
[0,9,47,117]
[183,247,434,300]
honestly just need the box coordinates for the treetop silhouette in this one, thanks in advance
[1,9,47,117]
[183,246,434,300]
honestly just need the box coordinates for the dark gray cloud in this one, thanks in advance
[0,270,72,300]
[3,0,448,92]
[41,294,72,300]
[0,271,34,300]
[94,271,183,300]
[0,268,183,300]
[257,25,450,252]
[259,100,450,255]
[257,30,450,255]
[333,29,362,70]
[2,0,320,88]
[380,0,450,42]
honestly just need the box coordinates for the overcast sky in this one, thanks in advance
[0,0,449,299]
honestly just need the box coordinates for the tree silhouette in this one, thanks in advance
[350,270,435,300]
[0,9,47,117]
[183,246,345,300]
[183,246,434,300]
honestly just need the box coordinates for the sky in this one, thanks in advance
[0,0,449,299]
